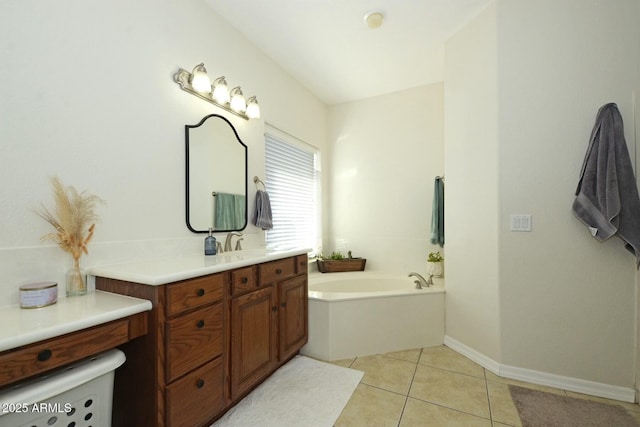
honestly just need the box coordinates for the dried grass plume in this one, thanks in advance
[34,176,105,262]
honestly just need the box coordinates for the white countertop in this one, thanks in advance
[0,290,152,352]
[87,247,310,286]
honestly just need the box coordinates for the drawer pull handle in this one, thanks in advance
[197,320,205,328]
[276,268,282,274]
[37,349,52,362]
[272,306,278,312]
[197,288,205,297]
[241,277,248,284]
[196,379,205,388]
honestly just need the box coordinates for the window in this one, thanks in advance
[264,128,320,256]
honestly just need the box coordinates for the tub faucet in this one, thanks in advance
[409,272,433,289]
[223,232,243,252]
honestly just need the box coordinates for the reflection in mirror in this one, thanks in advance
[186,114,248,233]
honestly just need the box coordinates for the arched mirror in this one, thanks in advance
[186,114,248,233]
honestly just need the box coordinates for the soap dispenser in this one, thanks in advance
[204,228,217,255]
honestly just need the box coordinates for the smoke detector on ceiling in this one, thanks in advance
[363,11,384,29]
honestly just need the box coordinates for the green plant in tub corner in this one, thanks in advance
[318,251,347,260]
[428,251,444,262]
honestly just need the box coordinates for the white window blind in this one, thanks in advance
[264,131,319,255]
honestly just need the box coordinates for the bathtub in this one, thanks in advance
[300,271,445,361]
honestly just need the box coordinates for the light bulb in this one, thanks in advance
[212,76,230,104]
[246,96,260,119]
[230,87,246,113]
[190,63,211,94]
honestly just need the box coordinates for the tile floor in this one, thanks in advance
[328,345,640,426]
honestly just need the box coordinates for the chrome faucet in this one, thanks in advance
[234,237,244,251]
[409,272,433,289]
[224,232,243,252]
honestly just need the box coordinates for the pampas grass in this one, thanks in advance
[34,176,105,262]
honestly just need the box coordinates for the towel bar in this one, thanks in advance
[253,176,266,190]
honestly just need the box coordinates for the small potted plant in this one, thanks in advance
[427,251,444,278]
[316,251,366,273]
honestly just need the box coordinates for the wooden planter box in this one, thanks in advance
[316,258,366,273]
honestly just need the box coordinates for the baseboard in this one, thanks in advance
[444,335,636,403]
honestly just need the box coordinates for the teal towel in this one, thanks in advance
[234,194,246,229]
[214,193,235,230]
[431,177,444,247]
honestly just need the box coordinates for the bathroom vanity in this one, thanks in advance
[92,248,309,427]
[0,291,151,387]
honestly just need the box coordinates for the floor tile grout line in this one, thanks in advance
[406,393,494,422]
[483,367,495,425]
[396,348,422,427]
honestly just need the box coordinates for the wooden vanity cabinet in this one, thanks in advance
[0,313,147,388]
[229,255,308,401]
[229,282,278,400]
[278,273,308,361]
[96,254,308,427]
[97,272,226,427]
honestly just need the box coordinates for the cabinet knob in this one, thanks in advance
[196,379,205,388]
[197,320,205,328]
[275,268,282,274]
[241,277,248,284]
[272,306,278,312]
[197,288,205,297]
[281,302,287,308]
[37,349,52,362]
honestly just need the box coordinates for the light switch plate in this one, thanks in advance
[511,214,531,232]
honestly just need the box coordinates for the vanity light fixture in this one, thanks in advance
[173,64,260,120]
[229,86,246,113]
[190,63,211,93]
[212,76,230,104]
[246,96,261,119]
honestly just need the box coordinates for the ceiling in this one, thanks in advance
[205,0,492,105]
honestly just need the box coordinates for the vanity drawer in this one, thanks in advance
[166,274,224,317]
[166,356,224,427]
[0,318,132,386]
[296,254,308,274]
[231,266,257,296]
[166,303,223,383]
[259,257,296,285]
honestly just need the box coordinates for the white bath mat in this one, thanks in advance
[211,356,363,427]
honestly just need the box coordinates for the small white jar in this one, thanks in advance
[20,282,58,309]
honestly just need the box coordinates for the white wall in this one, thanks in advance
[444,2,501,362]
[445,0,640,391]
[0,0,326,306]
[497,0,639,389]
[326,84,444,274]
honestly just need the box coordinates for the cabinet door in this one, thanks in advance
[230,286,277,400]
[278,275,308,362]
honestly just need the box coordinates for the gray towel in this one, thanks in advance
[253,190,273,230]
[430,177,444,247]
[572,103,640,267]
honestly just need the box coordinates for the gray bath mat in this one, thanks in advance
[509,384,638,427]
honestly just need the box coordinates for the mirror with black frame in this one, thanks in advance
[185,114,248,233]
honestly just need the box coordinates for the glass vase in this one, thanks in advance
[66,258,87,296]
